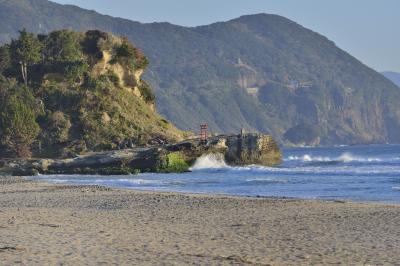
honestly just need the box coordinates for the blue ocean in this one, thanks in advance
[32,145,400,204]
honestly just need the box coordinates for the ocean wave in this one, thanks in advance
[286,152,385,163]
[216,164,400,176]
[190,160,400,176]
[245,178,288,184]
[190,153,228,170]
[49,179,71,183]
[104,178,168,185]
[47,177,170,186]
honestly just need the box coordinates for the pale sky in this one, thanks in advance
[52,0,400,72]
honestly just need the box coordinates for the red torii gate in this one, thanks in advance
[200,124,208,143]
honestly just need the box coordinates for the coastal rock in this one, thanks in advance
[167,133,282,167]
[1,134,281,175]
[225,134,282,166]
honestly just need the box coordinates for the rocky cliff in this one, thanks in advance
[0,29,186,158]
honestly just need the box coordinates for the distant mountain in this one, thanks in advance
[1,0,400,145]
[382,71,400,87]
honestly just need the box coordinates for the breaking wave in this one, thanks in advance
[190,153,228,170]
[245,178,288,184]
[287,152,386,163]
[38,176,172,187]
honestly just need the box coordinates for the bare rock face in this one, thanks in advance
[224,134,282,166]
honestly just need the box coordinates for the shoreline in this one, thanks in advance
[29,175,400,206]
[1,176,400,265]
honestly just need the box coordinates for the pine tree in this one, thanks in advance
[0,45,11,74]
[0,85,40,158]
[10,29,42,85]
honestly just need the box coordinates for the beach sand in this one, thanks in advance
[0,176,399,265]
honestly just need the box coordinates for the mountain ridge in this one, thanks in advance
[0,0,399,145]
[382,71,400,87]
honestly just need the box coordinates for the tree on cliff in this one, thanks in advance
[0,45,11,74]
[43,30,82,62]
[10,29,42,85]
[0,78,40,157]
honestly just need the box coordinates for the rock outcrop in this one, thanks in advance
[224,134,282,166]
[0,134,281,175]
[169,133,281,167]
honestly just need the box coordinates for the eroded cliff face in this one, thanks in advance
[92,49,151,106]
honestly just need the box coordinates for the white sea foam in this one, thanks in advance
[113,179,166,185]
[287,152,383,163]
[288,155,330,162]
[50,179,70,183]
[338,153,357,162]
[246,178,288,184]
[190,153,228,170]
[48,178,168,186]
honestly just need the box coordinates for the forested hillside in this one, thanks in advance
[0,29,184,157]
[1,0,400,145]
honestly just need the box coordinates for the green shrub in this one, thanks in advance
[115,38,134,58]
[133,48,149,69]
[45,111,71,143]
[0,45,11,74]
[111,38,149,70]
[160,152,189,173]
[106,70,120,86]
[82,30,108,56]
[64,61,89,85]
[10,29,42,85]
[111,38,135,69]
[43,30,83,62]
[37,82,80,111]
[138,81,155,103]
[0,94,40,157]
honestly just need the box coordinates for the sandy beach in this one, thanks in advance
[0,176,399,265]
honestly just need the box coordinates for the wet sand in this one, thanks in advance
[0,176,399,265]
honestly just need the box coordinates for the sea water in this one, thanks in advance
[32,144,400,203]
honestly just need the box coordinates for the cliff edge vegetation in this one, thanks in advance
[0,29,186,158]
